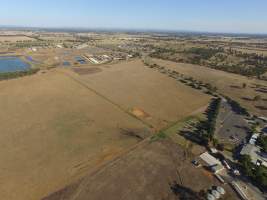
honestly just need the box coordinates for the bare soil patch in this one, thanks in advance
[73,67,102,75]
[131,107,151,118]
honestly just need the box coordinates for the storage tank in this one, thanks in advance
[216,186,225,195]
[206,193,215,200]
[211,190,220,199]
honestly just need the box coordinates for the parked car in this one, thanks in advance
[192,160,201,167]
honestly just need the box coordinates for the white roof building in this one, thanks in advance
[200,152,222,167]
[249,133,260,145]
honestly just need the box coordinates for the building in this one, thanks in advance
[88,57,99,64]
[249,133,260,145]
[211,164,225,174]
[258,117,267,122]
[200,152,222,167]
[76,43,88,49]
[56,44,63,48]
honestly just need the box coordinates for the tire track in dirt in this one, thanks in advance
[57,70,154,130]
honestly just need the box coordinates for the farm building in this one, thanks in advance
[211,164,225,174]
[200,152,222,167]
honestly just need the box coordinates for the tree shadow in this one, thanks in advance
[234,125,250,132]
[170,181,205,200]
[255,88,267,94]
[230,85,241,89]
[255,105,267,111]
[241,97,254,101]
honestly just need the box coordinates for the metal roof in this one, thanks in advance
[200,152,221,167]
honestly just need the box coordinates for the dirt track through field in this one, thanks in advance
[59,70,154,129]
[0,60,211,200]
[0,70,151,200]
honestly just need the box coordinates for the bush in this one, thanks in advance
[257,135,267,153]
[0,68,40,81]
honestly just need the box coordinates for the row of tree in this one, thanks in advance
[200,98,221,145]
[224,96,249,116]
[150,46,267,78]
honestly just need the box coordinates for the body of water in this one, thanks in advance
[75,56,87,64]
[0,56,31,73]
[63,61,71,66]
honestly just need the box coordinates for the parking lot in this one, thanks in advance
[216,98,250,145]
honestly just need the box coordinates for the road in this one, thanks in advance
[219,170,266,200]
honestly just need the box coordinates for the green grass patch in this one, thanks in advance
[161,114,205,147]
[150,131,167,142]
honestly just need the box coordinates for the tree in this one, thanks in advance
[254,95,262,101]
[239,155,254,177]
[212,138,219,147]
[255,166,267,190]
[217,143,225,151]
[257,135,267,153]
[212,86,218,92]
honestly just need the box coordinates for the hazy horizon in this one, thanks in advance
[1,0,267,34]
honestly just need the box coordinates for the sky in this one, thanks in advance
[0,0,267,34]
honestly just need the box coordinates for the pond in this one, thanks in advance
[0,56,31,73]
[63,61,71,67]
[75,56,87,64]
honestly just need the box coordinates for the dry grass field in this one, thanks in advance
[153,58,267,117]
[44,139,238,200]
[0,59,211,200]
[74,60,211,130]
[0,70,150,200]
[0,35,36,42]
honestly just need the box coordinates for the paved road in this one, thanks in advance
[216,98,250,145]
[220,170,266,200]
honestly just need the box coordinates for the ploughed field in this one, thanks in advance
[0,59,210,200]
